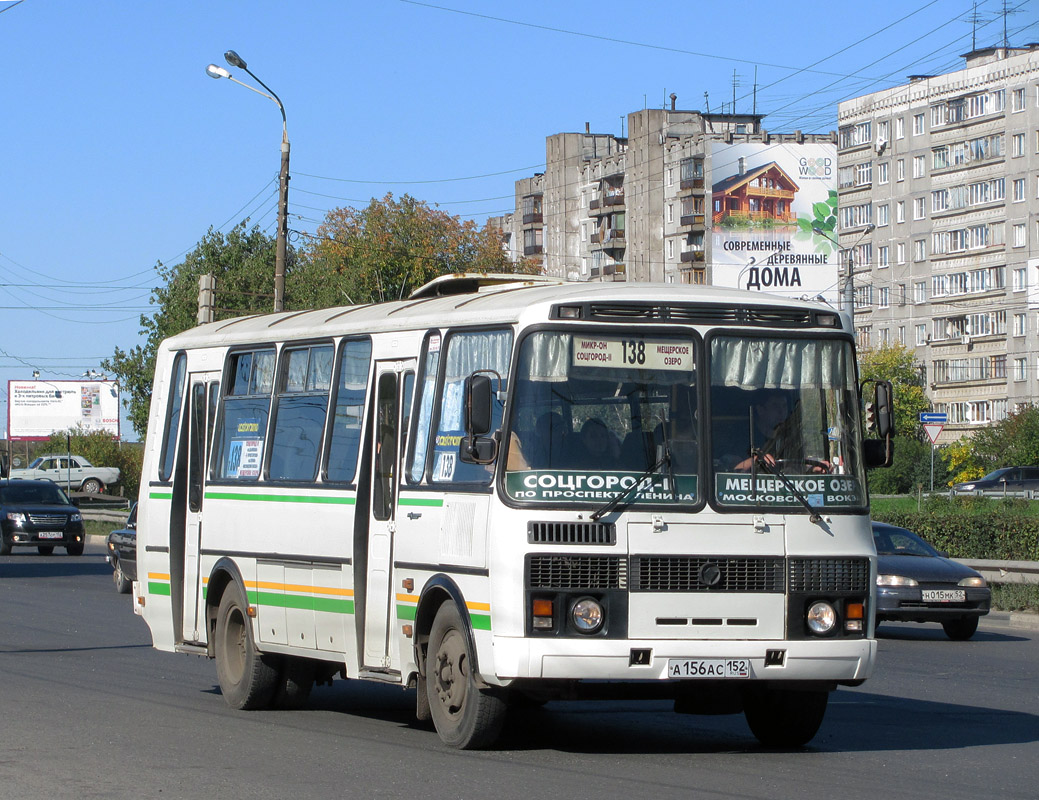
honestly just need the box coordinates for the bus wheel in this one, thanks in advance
[426,602,506,749]
[215,583,278,710]
[743,687,828,748]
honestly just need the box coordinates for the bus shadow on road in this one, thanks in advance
[876,623,1030,643]
[0,554,111,580]
[290,678,1039,754]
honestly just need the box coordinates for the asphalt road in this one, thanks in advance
[2,539,1037,800]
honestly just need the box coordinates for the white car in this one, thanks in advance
[10,454,120,494]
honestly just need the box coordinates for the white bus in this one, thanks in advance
[135,274,892,749]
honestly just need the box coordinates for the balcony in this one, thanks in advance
[523,244,544,256]
[679,213,705,230]
[603,192,625,207]
[522,212,543,226]
[680,249,706,263]
[591,233,625,251]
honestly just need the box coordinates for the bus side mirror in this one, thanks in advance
[461,373,498,464]
[874,380,893,439]
[0,456,7,479]
[861,379,894,468]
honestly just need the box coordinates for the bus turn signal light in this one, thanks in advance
[532,598,554,630]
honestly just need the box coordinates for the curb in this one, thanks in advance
[983,611,1039,630]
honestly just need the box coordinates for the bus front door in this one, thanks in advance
[363,360,415,670]
[183,373,219,643]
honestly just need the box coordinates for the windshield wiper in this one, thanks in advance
[752,450,823,525]
[590,448,672,521]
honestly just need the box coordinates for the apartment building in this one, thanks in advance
[837,45,1039,441]
[493,102,838,291]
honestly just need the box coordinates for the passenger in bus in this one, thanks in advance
[731,390,829,473]
[564,418,620,469]
[507,410,568,470]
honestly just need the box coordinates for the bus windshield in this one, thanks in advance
[504,330,699,506]
[709,335,867,510]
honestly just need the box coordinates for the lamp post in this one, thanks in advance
[812,224,876,316]
[206,51,290,313]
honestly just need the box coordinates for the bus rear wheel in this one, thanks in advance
[426,602,506,749]
[743,687,828,748]
[215,582,278,710]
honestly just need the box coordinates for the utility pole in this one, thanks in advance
[197,273,216,325]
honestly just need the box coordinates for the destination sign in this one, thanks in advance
[572,336,694,372]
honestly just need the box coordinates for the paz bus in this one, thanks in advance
[134,274,892,749]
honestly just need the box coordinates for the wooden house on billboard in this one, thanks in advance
[712,159,799,226]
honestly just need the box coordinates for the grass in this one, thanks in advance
[83,519,121,538]
[991,583,1039,613]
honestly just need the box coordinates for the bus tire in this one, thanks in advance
[426,602,506,749]
[743,687,828,748]
[215,582,278,710]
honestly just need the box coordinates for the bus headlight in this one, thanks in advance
[806,601,837,635]
[571,597,604,633]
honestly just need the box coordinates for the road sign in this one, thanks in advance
[923,424,943,444]
[920,412,948,423]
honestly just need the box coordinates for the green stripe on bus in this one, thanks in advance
[149,582,172,596]
[247,590,354,615]
[205,492,356,505]
[470,614,491,631]
[149,491,173,500]
[396,604,417,621]
[397,497,444,507]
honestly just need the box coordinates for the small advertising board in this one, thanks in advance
[7,380,121,441]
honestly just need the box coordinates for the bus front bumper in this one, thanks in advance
[490,636,876,684]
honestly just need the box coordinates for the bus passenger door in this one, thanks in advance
[364,359,415,669]
[183,372,219,643]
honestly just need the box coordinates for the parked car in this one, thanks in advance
[107,503,137,593]
[0,479,86,555]
[952,466,1039,494]
[9,454,120,494]
[872,521,990,640]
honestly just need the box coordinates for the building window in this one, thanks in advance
[916,324,927,345]
[895,117,905,139]
[1013,223,1027,248]
[878,162,889,184]
[1012,133,1025,157]
[838,120,872,149]
[913,155,926,178]
[879,287,890,308]
[898,326,905,345]
[896,201,905,224]
[667,238,674,259]
[1013,178,1026,202]
[877,119,889,142]
[913,197,926,220]
[1013,268,1027,292]
[1014,313,1027,337]
[666,168,673,187]
[913,280,926,304]
[667,203,674,223]
[878,245,889,267]
[1012,87,1025,112]
[896,159,905,182]
[913,113,925,135]
[898,242,907,265]
[1015,358,1027,382]
[913,239,926,262]
[877,204,889,227]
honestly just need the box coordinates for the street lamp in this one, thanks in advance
[206,50,290,313]
[812,223,876,315]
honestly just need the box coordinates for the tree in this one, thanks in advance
[957,405,1039,479]
[856,342,929,439]
[103,222,284,436]
[294,193,539,307]
[37,428,144,501]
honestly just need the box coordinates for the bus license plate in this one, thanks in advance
[38,531,63,539]
[921,589,965,603]
[668,658,750,679]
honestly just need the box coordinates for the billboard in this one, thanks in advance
[709,141,839,303]
[7,380,120,441]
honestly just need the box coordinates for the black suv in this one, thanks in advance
[0,479,86,555]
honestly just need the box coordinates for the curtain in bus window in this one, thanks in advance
[408,335,441,483]
[326,339,372,483]
[431,329,512,484]
[159,353,187,482]
[270,345,333,482]
[710,338,845,390]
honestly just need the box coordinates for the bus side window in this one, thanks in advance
[270,344,334,482]
[407,333,442,484]
[159,352,187,482]
[213,348,276,481]
[326,338,372,483]
[430,328,512,485]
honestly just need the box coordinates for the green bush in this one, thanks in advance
[871,509,1039,560]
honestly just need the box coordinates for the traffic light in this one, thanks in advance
[864,402,877,432]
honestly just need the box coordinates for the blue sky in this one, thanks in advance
[1,0,1035,440]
